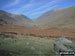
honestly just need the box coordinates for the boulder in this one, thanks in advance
[53,38,75,55]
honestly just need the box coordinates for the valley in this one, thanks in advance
[0,5,75,56]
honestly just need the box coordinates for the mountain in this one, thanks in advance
[0,10,36,28]
[35,6,75,29]
[0,6,75,29]
[0,10,35,27]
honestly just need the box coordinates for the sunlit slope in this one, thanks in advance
[35,6,75,28]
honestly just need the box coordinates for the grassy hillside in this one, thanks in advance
[35,6,75,29]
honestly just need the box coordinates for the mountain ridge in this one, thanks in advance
[34,6,75,29]
[0,10,37,28]
[0,5,75,29]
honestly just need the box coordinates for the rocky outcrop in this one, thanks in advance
[53,38,75,55]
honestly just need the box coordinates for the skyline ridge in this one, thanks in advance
[0,5,75,19]
[0,0,75,19]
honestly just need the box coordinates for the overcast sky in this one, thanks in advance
[0,0,75,19]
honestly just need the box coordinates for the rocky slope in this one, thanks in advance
[0,10,36,28]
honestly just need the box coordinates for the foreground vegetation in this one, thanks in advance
[0,33,56,56]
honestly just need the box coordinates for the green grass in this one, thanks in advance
[0,36,56,56]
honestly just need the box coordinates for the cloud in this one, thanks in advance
[17,0,37,10]
[26,0,57,14]
[5,0,60,18]
[29,5,58,17]
[9,0,58,18]
[4,0,20,8]
[9,0,35,13]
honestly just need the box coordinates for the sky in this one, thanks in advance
[0,0,75,19]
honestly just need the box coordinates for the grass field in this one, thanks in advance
[0,33,56,56]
